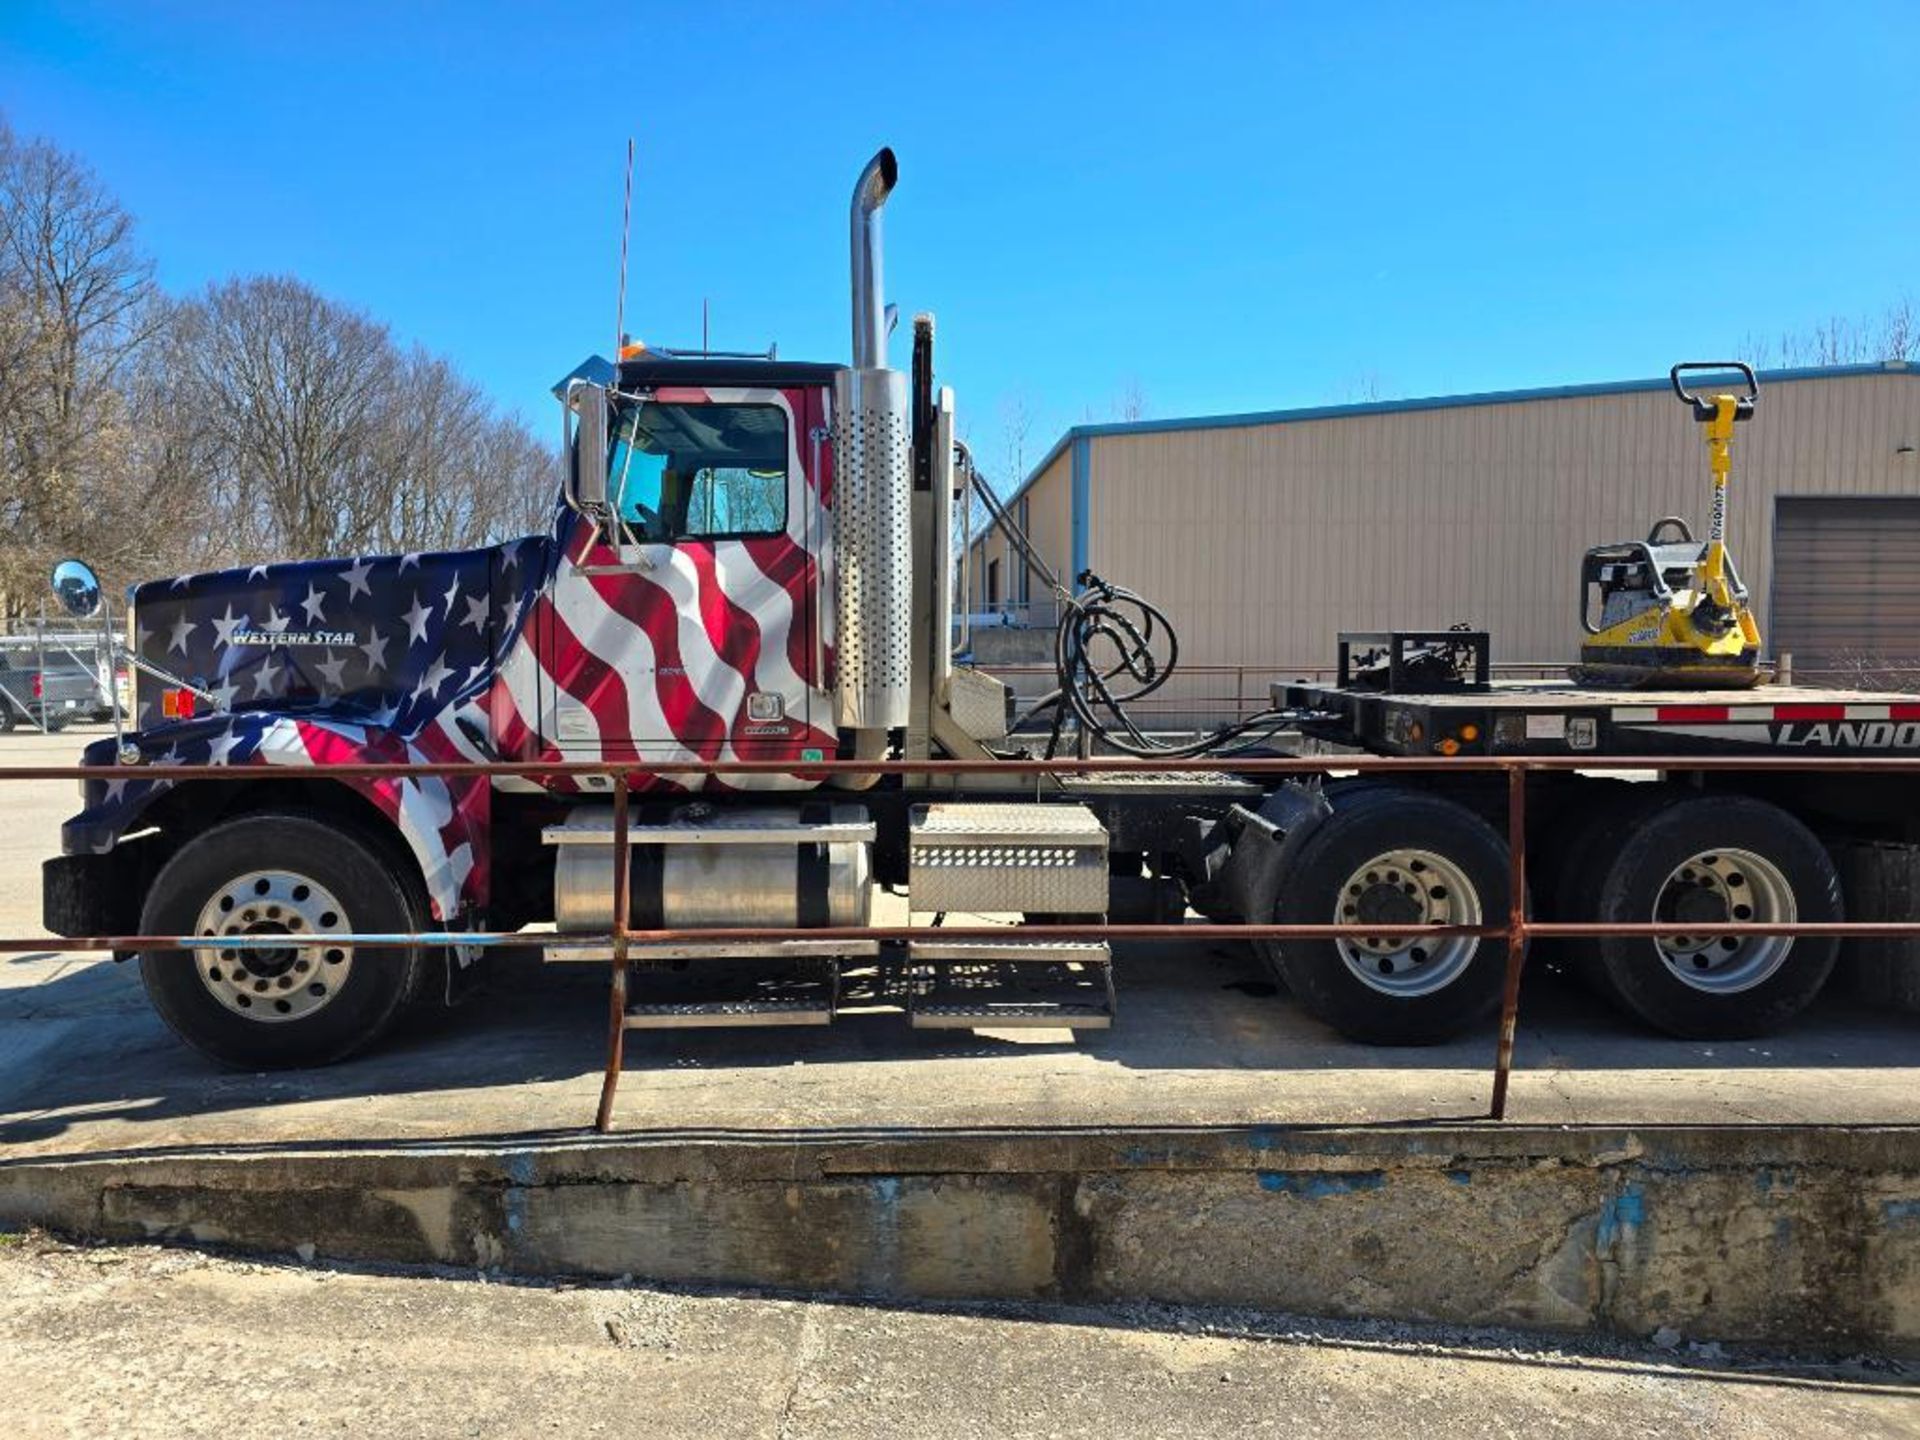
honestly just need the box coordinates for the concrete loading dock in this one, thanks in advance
[2,728,1917,1355]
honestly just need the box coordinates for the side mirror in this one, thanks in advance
[567,380,610,512]
[50,558,103,620]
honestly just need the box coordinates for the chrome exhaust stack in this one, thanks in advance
[832,147,912,735]
[849,148,898,369]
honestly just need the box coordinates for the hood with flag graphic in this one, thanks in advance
[128,538,551,737]
[61,535,555,925]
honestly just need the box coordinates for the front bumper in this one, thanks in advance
[42,835,163,937]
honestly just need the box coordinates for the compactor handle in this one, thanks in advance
[1670,361,1758,421]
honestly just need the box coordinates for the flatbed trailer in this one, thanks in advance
[1284,678,1920,759]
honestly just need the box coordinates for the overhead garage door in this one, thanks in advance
[1773,496,1920,682]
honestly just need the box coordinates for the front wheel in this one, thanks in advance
[1261,788,1515,1044]
[138,812,424,1068]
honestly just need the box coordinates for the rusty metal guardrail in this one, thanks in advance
[4,751,1920,1132]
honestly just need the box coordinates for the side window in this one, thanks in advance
[608,400,787,542]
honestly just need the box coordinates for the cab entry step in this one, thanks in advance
[621,958,840,1029]
[906,936,1115,1029]
[906,803,1109,916]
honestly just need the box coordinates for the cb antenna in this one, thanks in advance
[614,137,634,356]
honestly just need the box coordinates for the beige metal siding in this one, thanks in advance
[1773,496,1920,677]
[1084,372,1920,670]
[966,449,1071,613]
[1025,452,1072,596]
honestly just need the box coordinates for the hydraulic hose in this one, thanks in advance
[1038,571,1303,760]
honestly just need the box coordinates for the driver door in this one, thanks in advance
[539,385,836,784]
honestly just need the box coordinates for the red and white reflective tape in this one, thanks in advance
[1613,703,1920,724]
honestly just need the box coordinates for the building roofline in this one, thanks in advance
[994,360,1916,513]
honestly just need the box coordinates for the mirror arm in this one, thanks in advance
[122,653,222,707]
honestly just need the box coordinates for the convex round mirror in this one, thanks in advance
[50,558,103,619]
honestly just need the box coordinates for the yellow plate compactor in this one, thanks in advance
[1572,361,1765,689]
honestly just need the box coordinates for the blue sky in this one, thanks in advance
[4,1,1916,480]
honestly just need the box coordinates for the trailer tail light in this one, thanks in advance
[161,689,196,719]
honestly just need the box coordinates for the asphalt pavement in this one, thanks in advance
[2,1234,1914,1440]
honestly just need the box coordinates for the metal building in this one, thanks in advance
[967,363,1920,695]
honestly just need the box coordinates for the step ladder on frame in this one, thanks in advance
[570,800,1115,1128]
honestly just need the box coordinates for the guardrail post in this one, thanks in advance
[1489,763,1529,1119]
[594,772,632,1133]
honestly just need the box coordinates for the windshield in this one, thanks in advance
[607,399,788,542]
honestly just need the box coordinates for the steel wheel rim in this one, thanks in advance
[1332,848,1482,997]
[1651,847,1795,994]
[191,869,354,1022]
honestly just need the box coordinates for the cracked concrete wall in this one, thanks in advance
[1073,1161,1920,1351]
[4,1131,1915,1353]
[506,1175,1058,1299]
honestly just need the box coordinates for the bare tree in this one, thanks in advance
[172,280,560,561]
[0,115,161,609]
[1741,298,1917,371]
[1335,370,1386,404]
[169,276,401,559]
[1878,297,1915,362]
[997,389,1036,484]
[1114,377,1149,422]
[0,112,561,618]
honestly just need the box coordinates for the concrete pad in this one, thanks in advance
[3,938,1918,1156]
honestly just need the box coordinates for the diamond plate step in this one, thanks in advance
[910,1000,1112,1030]
[619,958,839,1029]
[907,949,1116,1032]
[908,938,1111,966]
[549,939,880,964]
[624,998,833,1029]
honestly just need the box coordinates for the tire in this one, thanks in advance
[1544,781,1687,991]
[0,702,14,734]
[1261,787,1515,1044]
[138,811,425,1068]
[1589,794,1841,1038]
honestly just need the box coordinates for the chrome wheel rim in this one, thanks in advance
[191,870,354,1023]
[1332,848,1482,997]
[1652,847,1795,994]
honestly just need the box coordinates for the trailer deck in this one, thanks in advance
[1284,678,1920,757]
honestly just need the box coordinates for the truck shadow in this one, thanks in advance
[0,940,1911,1152]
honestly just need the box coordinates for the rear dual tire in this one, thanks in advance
[1259,788,1515,1045]
[1577,794,1841,1038]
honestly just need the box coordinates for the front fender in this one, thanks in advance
[61,716,491,924]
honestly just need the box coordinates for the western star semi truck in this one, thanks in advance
[40,149,1920,1067]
